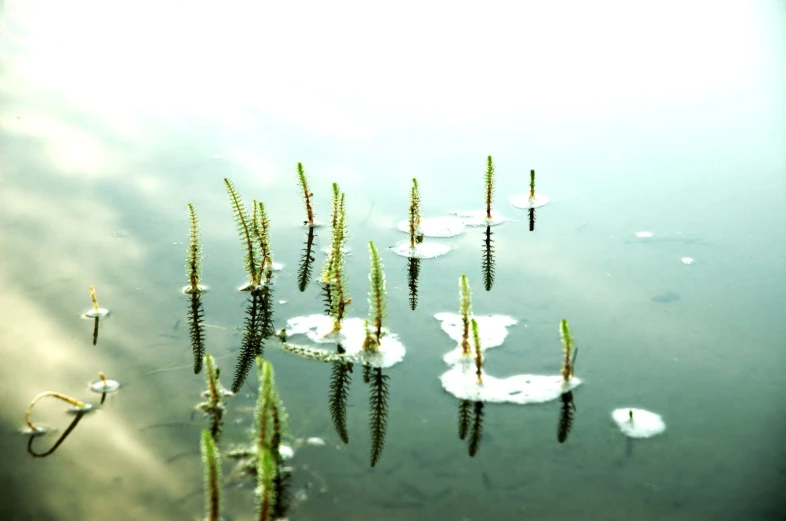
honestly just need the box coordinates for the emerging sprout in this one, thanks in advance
[559,319,578,382]
[471,318,483,384]
[366,241,387,347]
[183,203,207,294]
[200,428,222,521]
[459,275,472,355]
[408,178,422,249]
[297,162,317,227]
[510,169,550,209]
[612,408,666,438]
[224,178,261,290]
[82,285,109,318]
[90,372,120,393]
[485,155,495,220]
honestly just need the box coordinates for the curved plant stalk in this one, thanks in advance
[369,367,389,467]
[468,401,484,457]
[25,392,92,434]
[408,178,422,249]
[297,162,316,226]
[186,203,202,293]
[471,318,483,385]
[485,156,495,220]
[27,411,86,457]
[482,224,495,291]
[459,274,473,355]
[224,178,260,288]
[200,428,221,521]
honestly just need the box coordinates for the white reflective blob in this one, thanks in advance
[681,257,694,265]
[611,408,666,438]
[81,308,109,319]
[90,378,120,393]
[390,241,451,259]
[635,231,654,239]
[440,364,581,404]
[396,216,466,237]
[434,313,518,365]
[510,194,550,209]
[285,314,406,368]
[448,210,511,227]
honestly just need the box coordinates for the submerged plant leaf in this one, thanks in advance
[329,361,353,444]
[482,224,495,291]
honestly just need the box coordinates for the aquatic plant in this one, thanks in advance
[485,156,495,220]
[90,372,120,405]
[27,411,86,458]
[366,241,387,348]
[557,390,576,443]
[224,178,261,290]
[468,401,484,457]
[184,203,204,294]
[408,178,422,249]
[510,168,550,210]
[471,318,483,384]
[407,256,420,310]
[24,392,94,435]
[200,428,222,521]
[559,319,578,382]
[83,284,108,318]
[529,169,536,201]
[322,185,351,334]
[197,354,233,440]
[459,274,473,355]
[529,207,536,232]
[482,225,495,291]
[253,200,274,282]
[458,400,471,440]
[297,162,316,227]
[368,367,390,467]
[297,227,316,292]
[232,288,270,392]
[188,290,206,374]
[256,357,291,520]
[329,357,352,444]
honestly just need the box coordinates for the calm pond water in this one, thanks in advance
[2,1,785,520]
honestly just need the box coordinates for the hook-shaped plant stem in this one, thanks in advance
[25,392,92,433]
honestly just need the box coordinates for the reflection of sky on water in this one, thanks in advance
[1,0,785,519]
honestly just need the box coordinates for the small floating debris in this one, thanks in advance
[390,241,451,259]
[81,285,109,319]
[396,216,465,238]
[681,257,694,265]
[90,372,120,393]
[635,231,654,239]
[612,408,666,438]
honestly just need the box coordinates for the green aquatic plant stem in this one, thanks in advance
[330,192,350,333]
[485,156,495,220]
[471,318,483,384]
[367,241,386,345]
[409,178,421,249]
[204,354,220,410]
[200,428,221,521]
[297,162,316,226]
[529,169,536,200]
[459,274,472,355]
[186,203,202,292]
[255,356,286,521]
[224,178,259,286]
[559,319,574,381]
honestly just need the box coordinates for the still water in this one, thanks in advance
[1,1,785,520]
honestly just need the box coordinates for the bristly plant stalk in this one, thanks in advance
[485,156,495,220]
[224,178,260,287]
[459,274,472,355]
[529,169,536,201]
[186,203,203,293]
[200,428,221,521]
[253,200,273,281]
[471,318,483,384]
[409,178,421,249]
[559,319,576,382]
[256,356,287,521]
[367,241,386,346]
[329,191,350,333]
[297,162,316,226]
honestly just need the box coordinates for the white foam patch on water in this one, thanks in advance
[285,314,405,368]
[681,257,694,265]
[396,216,466,237]
[611,408,666,438]
[435,313,518,364]
[440,364,581,404]
[448,210,511,227]
[635,231,654,239]
[390,241,451,259]
[510,194,550,209]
